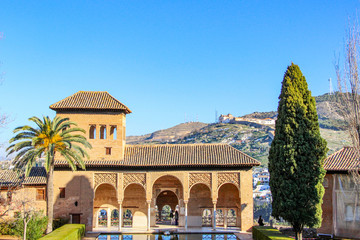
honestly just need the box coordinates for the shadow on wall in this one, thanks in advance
[53,174,93,230]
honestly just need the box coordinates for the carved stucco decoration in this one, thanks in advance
[94,173,117,189]
[123,173,146,189]
[217,172,240,189]
[189,173,211,189]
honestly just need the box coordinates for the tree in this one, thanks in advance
[335,21,360,184]
[268,63,328,240]
[6,116,92,234]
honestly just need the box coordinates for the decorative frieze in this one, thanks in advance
[217,172,240,189]
[94,173,117,189]
[123,173,146,189]
[189,173,211,189]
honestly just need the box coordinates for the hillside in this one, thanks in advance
[126,93,352,165]
[127,122,208,144]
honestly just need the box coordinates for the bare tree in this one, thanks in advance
[15,188,36,240]
[335,20,360,184]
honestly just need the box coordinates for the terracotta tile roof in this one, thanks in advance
[55,143,260,168]
[324,147,360,171]
[0,167,46,187]
[0,170,23,187]
[50,91,131,113]
[22,167,47,185]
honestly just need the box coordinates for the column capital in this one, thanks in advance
[146,200,152,204]
[183,200,189,204]
[118,201,123,205]
[212,200,217,205]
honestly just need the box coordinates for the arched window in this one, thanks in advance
[100,126,106,139]
[346,205,354,221]
[89,125,96,139]
[227,209,237,226]
[98,209,107,226]
[202,209,212,226]
[110,126,117,140]
[216,209,224,226]
[111,209,119,226]
[123,209,132,226]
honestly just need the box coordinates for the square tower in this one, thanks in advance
[50,91,131,160]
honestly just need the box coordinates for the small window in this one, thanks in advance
[106,147,112,155]
[89,125,96,139]
[100,126,107,139]
[7,191,12,203]
[110,126,117,140]
[36,189,45,201]
[323,178,329,188]
[59,188,65,198]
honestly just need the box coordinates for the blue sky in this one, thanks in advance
[0,1,359,158]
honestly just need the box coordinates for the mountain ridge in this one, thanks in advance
[126,93,351,165]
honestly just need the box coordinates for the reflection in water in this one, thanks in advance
[98,234,236,240]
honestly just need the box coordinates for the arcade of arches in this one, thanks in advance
[87,170,253,231]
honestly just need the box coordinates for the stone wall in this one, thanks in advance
[56,111,126,160]
[318,174,334,235]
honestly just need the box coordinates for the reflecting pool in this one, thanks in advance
[98,234,238,240]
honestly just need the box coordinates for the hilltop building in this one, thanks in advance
[0,91,260,232]
[218,114,275,125]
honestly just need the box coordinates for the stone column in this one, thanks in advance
[184,200,188,229]
[224,209,228,229]
[119,202,122,231]
[107,207,111,228]
[213,201,217,230]
[147,200,151,231]
[95,210,99,228]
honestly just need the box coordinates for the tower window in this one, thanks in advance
[110,126,117,140]
[100,126,107,139]
[105,147,112,155]
[89,125,96,139]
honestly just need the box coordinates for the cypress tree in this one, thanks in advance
[269,63,327,240]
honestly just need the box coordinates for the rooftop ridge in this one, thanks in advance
[50,91,131,113]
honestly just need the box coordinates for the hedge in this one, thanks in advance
[252,226,293,240]
[39,224,85,240]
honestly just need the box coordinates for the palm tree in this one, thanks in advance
[7,116,92,234]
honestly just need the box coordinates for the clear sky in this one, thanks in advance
[0,1,359,159]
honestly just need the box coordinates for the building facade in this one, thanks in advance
[318,147,360,239]
[1,91,260,232]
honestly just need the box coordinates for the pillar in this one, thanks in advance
[147,200,151,231]
[213,201,217,230]
[95,210,98,228]
[184,201,188,229]
[224,209,228,229]
[119,202,122,231]
[107,207,111,228]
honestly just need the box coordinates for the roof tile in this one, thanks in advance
[0,167,46,187]
[50,91,131,113]
[55,143,260,168]
[324,147,360,171]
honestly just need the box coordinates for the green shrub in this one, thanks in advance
[39,224,85,240]
[13,211,48,240]
[0,220,16,235]
[252,226,293,240]
[53,217,69,230]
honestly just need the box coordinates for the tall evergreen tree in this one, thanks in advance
[269,63,327,240]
